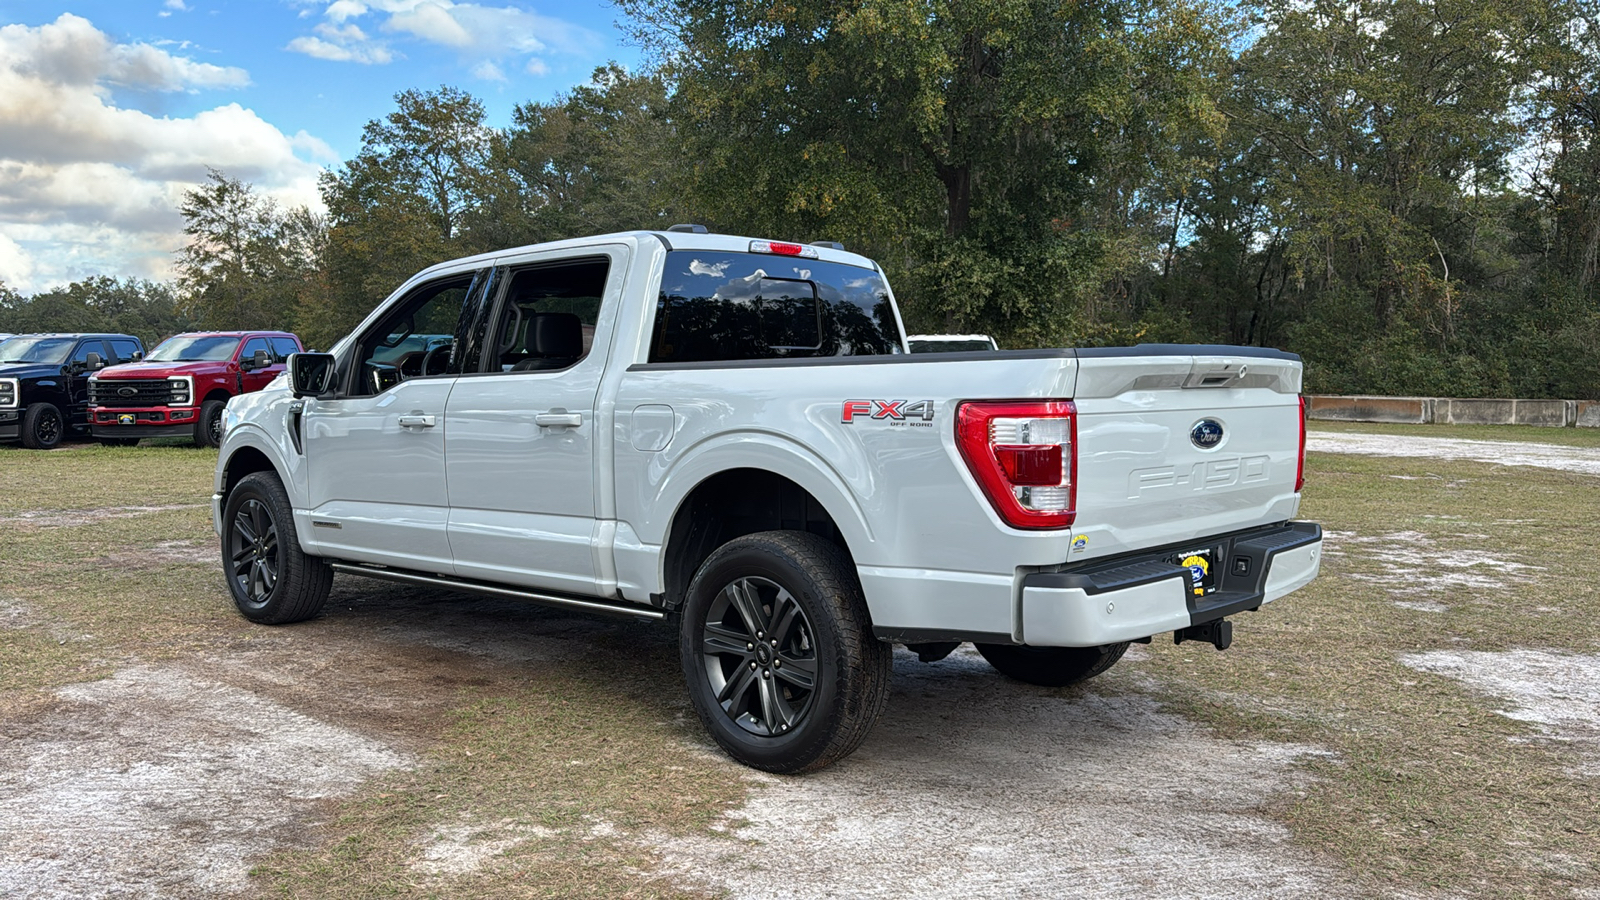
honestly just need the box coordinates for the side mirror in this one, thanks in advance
[289,352,337,399]
[132,350,144,361]
[85,351,104,370]
[246,348,271,370]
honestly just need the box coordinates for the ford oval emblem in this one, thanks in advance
[118,386,137,397]
[1190,419,1224,450]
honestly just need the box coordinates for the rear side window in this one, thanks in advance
[109,339,141,362]
[649,251,901,363]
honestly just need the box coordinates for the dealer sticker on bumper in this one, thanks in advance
[118,414,135,425]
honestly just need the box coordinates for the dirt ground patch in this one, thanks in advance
[1402,650,1600,776]
[0,666,409,899]
[0,504,205,529]
[1308,431,1600,476]
[650,647,1351,900]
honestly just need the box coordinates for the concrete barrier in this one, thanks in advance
[1309,395,1600,428]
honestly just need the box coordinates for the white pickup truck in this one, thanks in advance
[213,228,1322,773]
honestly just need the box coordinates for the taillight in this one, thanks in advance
[956,400,1077,529]
[1295,395,1307,492]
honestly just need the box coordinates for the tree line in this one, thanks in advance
[3,0,1598,398]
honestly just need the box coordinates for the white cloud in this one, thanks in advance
[0,14,329,293]
[286,23,394,64]
[470,61,505,81]
[287,1,596,74]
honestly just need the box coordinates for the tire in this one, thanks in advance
[20,403,64,450]
[222,471,332,624]
[196,399,227,448]
[974,642,1130,687]
[680,530,892,774]
[97,437,140,448]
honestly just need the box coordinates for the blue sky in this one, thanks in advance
[0,1,643,293]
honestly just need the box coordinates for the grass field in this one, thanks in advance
[2,430,1598,898]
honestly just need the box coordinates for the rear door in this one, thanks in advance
[1070,347,1305,560]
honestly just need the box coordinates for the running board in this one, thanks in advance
[328,562,667,622]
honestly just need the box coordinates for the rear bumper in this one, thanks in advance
[1018,522,1322,647]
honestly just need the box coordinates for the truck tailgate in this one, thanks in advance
[1070,347,1304,559]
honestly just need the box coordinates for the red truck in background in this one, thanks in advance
[88,331,302,447]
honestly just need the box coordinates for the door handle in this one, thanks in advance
[397,414,436,428]
[534,410,582,429]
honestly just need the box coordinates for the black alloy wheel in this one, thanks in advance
[229,496,280,612]
[220,471,331,624]
[21,403,64,450]
[198,399,226,448]
[680,531,892,773]
[701,575,819,738]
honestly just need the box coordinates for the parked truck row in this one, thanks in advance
[0,330,302,449]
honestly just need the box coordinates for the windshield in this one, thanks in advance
[0,336,75,365]
[147,335,242,362]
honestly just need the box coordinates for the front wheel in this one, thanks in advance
[680,531,892,774]
[222,471,332,624]
[196,399,226,448]
[975,642,1130,687]
[20,403,64,450]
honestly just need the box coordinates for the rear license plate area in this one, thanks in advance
[1174,548,1217,596]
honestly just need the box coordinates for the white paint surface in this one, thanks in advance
[1308,432,1600,476]
[651,649,1351,899]
[1402,650,1600,776]
[0,667,410,899]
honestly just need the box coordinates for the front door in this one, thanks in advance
[444,249,624,596]
[300,271,486,573]
[237,336,283,392]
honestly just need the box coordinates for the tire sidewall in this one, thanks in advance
[222,472,294,622]
[22,403,63,450]
[197,399,226,448]
[680,537,848,772]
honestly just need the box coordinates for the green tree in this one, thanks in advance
[464,64,687,251]
[175,169,323,334]
[620,0,1234,346]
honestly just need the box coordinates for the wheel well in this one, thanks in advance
[661,468,851,610]
[221,446,276,500]
[203,389,233,405]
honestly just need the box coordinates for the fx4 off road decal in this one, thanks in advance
[841,399,936,426]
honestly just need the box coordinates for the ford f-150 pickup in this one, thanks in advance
[212,228,1322,772]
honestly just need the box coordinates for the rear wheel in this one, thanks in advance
[680,531,892,773]
[975,642,1130,687]
[196,399,226,448]
[20,403,64,450]
[222,471,332,624]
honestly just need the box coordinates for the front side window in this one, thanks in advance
[350,273,481,396]
[148,335,241,362]
[73,341,105,364]
[0,336,76,365]
[240,338,271,363]
[649,251,901,363]
[487,257,610,373]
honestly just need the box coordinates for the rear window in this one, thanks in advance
[649,251,901,363]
